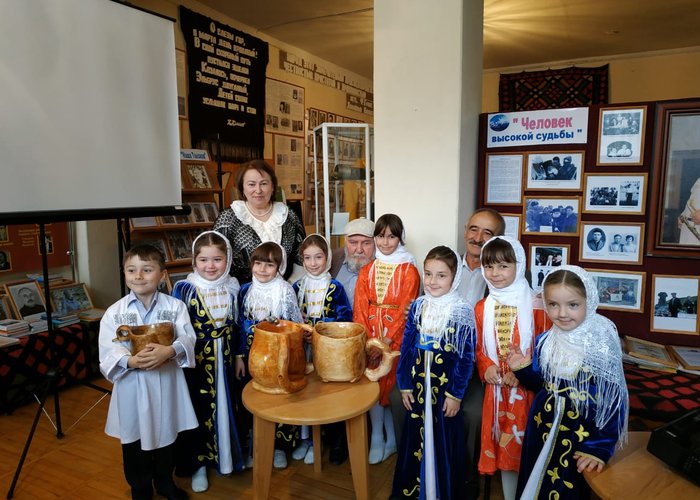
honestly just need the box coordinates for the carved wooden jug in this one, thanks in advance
[312,322,367,383]
[114,322,174,355]
[248,320,310,394]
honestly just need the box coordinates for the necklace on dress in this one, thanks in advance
[245,202,273,218]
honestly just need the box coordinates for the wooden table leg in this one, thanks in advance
[346,413,370,500]
[252,416,275,500]
[312,424,322,473]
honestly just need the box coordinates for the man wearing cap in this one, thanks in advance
[330,217,376,302]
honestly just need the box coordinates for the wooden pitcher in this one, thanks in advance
[114,322,174,355]
[248,320,311,394]
[312,322,367,383]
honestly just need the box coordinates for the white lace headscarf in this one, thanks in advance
[413,246,475,358]
[480,236,535,365]
[243,242,301,322]
[540,265,628,446]
[295,234,332,319]
[183,230,240,327]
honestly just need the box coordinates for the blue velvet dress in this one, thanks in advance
[391,301,475,499]
[514,334,626,499]
[292,279,353,325]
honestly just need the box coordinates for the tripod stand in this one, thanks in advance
[6,223,111,499]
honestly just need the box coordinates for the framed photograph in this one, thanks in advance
[0,295,14,320]
[502,214,521,240]
[485,154,523,205]
[201,202,219,223]
[130,217,159,230]
[579,222,644,265]
[525,152,583,190]
[523,196,580,234]
[597,106,646,165]
[0,249,13,273]
[4,280,46,320]
[188,203,207,224]
[165,231,194,262]
[528,244,570,292]
[158,215,181,226]
[167,271,190,289]
[134,238,170,263]
[0,225,9,242]
[184,163,213,189]
[583,173,648,214]
[624,336,677,368]
[647,100,700,257]
[650,274,699,335]
[587,269,645,312]
[668,345,700,371]
[158,270,172,295]
[49,283,94,315]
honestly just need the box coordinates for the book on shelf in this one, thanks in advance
[0,335,20,347]
[0,319,30,332]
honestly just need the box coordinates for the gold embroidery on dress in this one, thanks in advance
[374,260,398,304]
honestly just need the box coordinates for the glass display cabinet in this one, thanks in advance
[311,123,374,249]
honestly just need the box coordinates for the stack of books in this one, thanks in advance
[41,312,80,328]
[28,319,48,334]
[0,319,31,337]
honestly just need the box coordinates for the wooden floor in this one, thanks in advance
[0,379,502,499]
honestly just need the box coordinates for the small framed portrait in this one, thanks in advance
[525,152,583,190]
[165,231,193,262]
[597,106,646,165]
[4,280,46,320]
[327,113,335,123]
[523,196,580,235]
[158,215,180,226]
[587,269,645,313]
[49,283,94,315]
[529,244,570,291]
[583,173,648,214]
[167,270,190,289]
[485,154,523,205]
[134,238,170,263]
[650,274,699,335]
[0,225,9,242]
[579,222,644,265]
[501,214,522,240]
[188,203,207,224]
[185,163,212,189]
[201,202,219,223]
[0,296,14,320]
[130,217,159,230]
[319,111,327,124]
[309,108,318,129]
[0,250,12,273]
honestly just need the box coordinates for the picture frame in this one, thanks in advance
[523,196,580,235]
[49,282,94,315]
[4,280,46,320]
[650,274,699,335]
[0,224,9,242]
[579,222,644,265]
[184,163,213,189]
[668,345,700,371]
[583,173,648,214]
[647,100,700,257]
[130,217,160,230]
[597,106,646,165]
[525,151,583,190]
[158,215,181,226]
[528,243,570,292]
[201,202,219,223]
[624,336,678,368]
[0,249,13,273]
[158,270,172,295]
[134,238,170,263]
[0,295,14,320]
[501,214,521,240]
[485,153,523,205]
[587,268,645,313]
[165,231,193,262]
[167,271,190,289]
[188,203,208,224]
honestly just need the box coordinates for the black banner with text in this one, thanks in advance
[180,7,269,160]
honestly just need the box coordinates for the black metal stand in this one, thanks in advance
[6,223,111,499]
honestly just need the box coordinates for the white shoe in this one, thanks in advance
[303,445,314,464]
[292,440,311,460]
[245,455,253,469]
[273,449,288,469]
[191,465,208,493]
[382,442,397,461]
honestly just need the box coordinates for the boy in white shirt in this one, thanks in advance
[99,244,197,500]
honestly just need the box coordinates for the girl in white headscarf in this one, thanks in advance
[172,231,244,492]
[475,236,551,500]
[507,265,628,500]
[391,245,476,500]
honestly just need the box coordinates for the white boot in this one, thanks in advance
[191,465,208,493]
[368,402,385,464]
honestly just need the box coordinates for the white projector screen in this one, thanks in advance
[0,0,182,219]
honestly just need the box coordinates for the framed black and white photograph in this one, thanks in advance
[525,152,583,190]
[185,163,212,189]
[485,153,523,205]
[0,225,9,242]
[583,173,648,214]
[0,250,12,273]
[188,203,207,224]
[523,196,580,235]
[597,106,646,165]
[201,202,219,223]
[134,238,170,263]
[49,283,94,315]
[579,222,644,265]
[165,231,193,262]
[167,271,190,289]
[587,269,645,313]
[650,274,699,335]
[0,295,14,320]
[501,214,521,240]
[4,280,46,320]
[159,215,183,226]
[528,244,570,291]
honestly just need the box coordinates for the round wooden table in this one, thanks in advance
[242,372,379,500]
[584,431,700,499]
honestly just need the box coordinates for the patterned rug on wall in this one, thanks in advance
[499,65,609,112]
